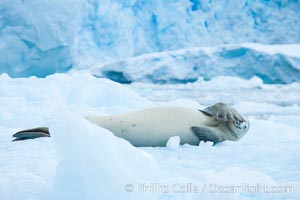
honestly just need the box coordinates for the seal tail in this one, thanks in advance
[12,127,50,142]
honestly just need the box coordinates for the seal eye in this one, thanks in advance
[233,120,242,129]
[233,120,248,129]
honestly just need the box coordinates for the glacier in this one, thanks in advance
[0,0,82,77]
[1,0,300,78]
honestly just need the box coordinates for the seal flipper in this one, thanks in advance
[12,127,50,142]
[191,126,224,146]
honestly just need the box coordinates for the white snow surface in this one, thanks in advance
[1,0,300,77]
[166,136,181,150]
[0,73,299,200]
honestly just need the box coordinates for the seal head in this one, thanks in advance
[197,103,249,143]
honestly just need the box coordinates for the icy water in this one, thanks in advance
[130,76,300,107]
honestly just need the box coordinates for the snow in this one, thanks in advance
[166,136,181,149]
[91,44,300,84]
[0,73,299,199]
[1,0,300,77]
[49,111,163,200]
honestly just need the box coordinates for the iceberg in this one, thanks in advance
[91,44,300,84]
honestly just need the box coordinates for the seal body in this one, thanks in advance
[85,104,249,147]
[12,103,249,146]
[86,107,207,146]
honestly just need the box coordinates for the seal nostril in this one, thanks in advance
[240,121,247,129]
